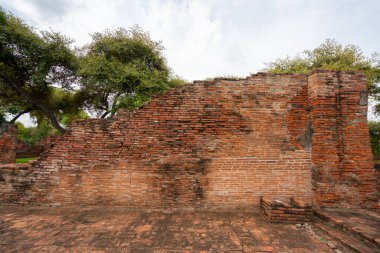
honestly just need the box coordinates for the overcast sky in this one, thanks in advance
[1,0,379,123]
[2,0,379,80]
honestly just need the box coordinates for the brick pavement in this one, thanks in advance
[316,208,380,249]
[0,206,343,252]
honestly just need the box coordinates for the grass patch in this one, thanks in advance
[16,157,38,164]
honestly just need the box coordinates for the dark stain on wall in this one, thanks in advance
[299,121,313,151]
[157,157,210,203]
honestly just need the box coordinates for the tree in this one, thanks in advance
[265,39,380,109]
[16,121,54,146]
[0,8,79,133]
[0,111,6,124]
[79,26,183,118]
[16,108,89,146]
[368,121,380,160]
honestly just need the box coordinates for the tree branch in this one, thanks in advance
[110,92,122,116]
[9,82,66,133]
[100,110,110,118]
[9,107,33,123]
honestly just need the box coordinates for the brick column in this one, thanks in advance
[0,124,18,164]
[309,70,379,208]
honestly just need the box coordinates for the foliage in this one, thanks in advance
[79,26,183,118]
[368,121,380,159]
[1,9,184,138]
[15,107,89,146]
[0,8,80,132]
[0,111,6,124]
[265,39,380,97]
[27,88,88,124]
[205,75,240,81]
[16,157,38,163]
[60,110,90,127]
[16,121,55,146]
[168,75,187,87]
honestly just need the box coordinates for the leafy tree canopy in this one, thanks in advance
[16,108,89,146]
[0,111,6,124]
[16,121,55,146]
[0,9,185,137]
[368,121,380,160]
[0,8,81,133]
[265,39,380,98]
[79,26,184,118]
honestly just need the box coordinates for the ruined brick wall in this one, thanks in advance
[0,163,35,204]
[0,124,17,164]
[309,70,379,208]
[0,73,313,208]
[16,135,58,158]
[0,71,378,208]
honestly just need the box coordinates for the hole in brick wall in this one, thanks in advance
[298,121,313,151]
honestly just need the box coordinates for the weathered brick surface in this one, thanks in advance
[0,71,378,208]
[16,135,58,158]
[309,70,379,208]
[0,163,34,204]
[43,73,312,208]
[0,124,17,164]
[260,197,313,223]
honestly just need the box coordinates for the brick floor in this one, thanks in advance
[315,208,380,248]
[0,206,340,252]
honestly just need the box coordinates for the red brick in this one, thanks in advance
[0,71,378,209]
[0,124,17,164]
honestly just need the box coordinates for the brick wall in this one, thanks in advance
[309,70,379,208]
[260,197,313,223]
[16,135,58,158]
[0,163,35,204]
[0,71,378,208]
[0,124,17,164]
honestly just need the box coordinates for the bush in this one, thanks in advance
[16,121,56,146]
[368,121,380,160]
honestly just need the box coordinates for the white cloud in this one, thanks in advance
[140,0,226,79]
[2,0,379,80]
[1,0,380,122]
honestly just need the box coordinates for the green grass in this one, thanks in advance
[15,157,38,164]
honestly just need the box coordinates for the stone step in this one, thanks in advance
[314,209,380,250]
[315,222,376,253]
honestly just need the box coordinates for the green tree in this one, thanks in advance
[0,8,80,133]
[16,121,55,146]
[265,39,380,102]
[16,107,89,146]
[368,121,380,160]
[79,26,183,118]
[0,111,6,124]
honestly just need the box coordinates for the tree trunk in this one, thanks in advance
[101,110,110,118]
[10,83,66,133]
[9,107,32,123]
